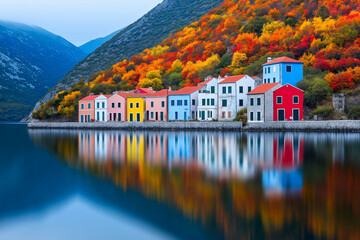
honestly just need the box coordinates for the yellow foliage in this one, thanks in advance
[299,53,316,67]
[138,77,163,91]
[262,21,285,34]
[232,67,245,75]
[146,70,161,79]
[150,45,169,56]
[171,59,183,71]
[230,52,247,70]
[55,90,65,100]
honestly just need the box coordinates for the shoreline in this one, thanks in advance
[27,120,360,132]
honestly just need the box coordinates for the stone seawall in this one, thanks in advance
[27,121,243,131]
[27,120,360,132]
[245,120,360,132]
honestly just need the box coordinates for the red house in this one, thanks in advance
[273,84,303,121]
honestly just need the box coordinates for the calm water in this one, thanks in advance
[0,123,360,239]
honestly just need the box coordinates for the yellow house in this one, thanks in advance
[127,94,147,122]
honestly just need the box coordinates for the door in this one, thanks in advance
[293,109,299,121]
[184,112,187,120]
[155,112,158,121]
[137,113,140,122]
[81,115,84,122]
[118,113,121,121]
[160,112,164,121]
[201,111,205,120]
[278,109,285,121]
[113,113,116,121]
[129,113,133,122]
[102,112,105,121]
[175,112,178,120]
[88,115,90,122]
[146,111,149,121]
[97,112,99,121]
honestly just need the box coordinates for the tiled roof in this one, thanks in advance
[198,77,215,86]
[148,89,172,97]
[126,93,152,98]
[219,75,246,84]
[263,57,303,66]
[136,88,156,94]
[169,86,203,95]
[248,83,280,95]
[79,95,99,101]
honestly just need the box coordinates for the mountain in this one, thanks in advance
[34,0,360,121]
[0,20,86,121]
[30,0,225,119]
[79,29,122,55]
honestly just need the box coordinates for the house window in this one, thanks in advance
[265,68,267,74]
[286,65,292,72]
[239,86,243,93]
[177,100,182,106]
[81,104,84,110]
[171,100,175,106]
[250,112,254,121]
[268,67,270,73]
[222,86,226,94]
[248,86,252,92]
[161,101,165,107]
[293,96,299,104]
[130,103,133,108]
[88,103,91,109]
[222,99,227,107]
[97,102,100,108]
[239,99,243,106]
[268,78,270,83]
[257,112,261,121]
[211,86,215,93]
[207,99,210,106]
[184,100,188,106]
[102,102,105,108]
[192,99,196,105]
[202,99,206,106]
[276,96,282,104]
[211,99,215,106]
[250,98,254,106]
[228,112,231,118]
[136,102,139,108]
[257,98,261,106]
[151,101,154,107]
[112,103,115,108]
[228,86,232,94]
[118,102,121,108]
[273,77,276,83]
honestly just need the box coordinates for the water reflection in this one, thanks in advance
[28,129,360,240]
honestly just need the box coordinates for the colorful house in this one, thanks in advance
[127,94,148,122]
[262,57,304,86]
[197,77,223,121]
[273,84,304,121]
[107,92,128,122]
[145,89,171,121]
[78,94,97,122]
[95,94,110,122]
[218,75,255,121]
[168,86,203,121]
[247,83,281,122]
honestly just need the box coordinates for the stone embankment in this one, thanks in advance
[27,120,360,132]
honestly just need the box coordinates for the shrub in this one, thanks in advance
[234,108,247,125]
[312,106,334,119]
[348,106,360,120]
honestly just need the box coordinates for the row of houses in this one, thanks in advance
[79,57,304,122]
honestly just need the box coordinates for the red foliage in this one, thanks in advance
[315,59,332,71]
[328,73,355,90]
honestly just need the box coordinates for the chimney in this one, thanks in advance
[112,91,118,95]
[267,57,272,62]
[100,92,103,95]
[168,86,172,91]
[149,87,153,90]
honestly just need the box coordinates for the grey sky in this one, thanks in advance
[0,0,163,46]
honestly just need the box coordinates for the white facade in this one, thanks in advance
[197,77,223,121]
[95,95,108,122]
[218,75,255,121]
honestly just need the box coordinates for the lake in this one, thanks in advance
[0,123,359,239]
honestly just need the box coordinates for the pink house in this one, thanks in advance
[145,89,171,121]
[107,92,128,122]
[79,94,98,122]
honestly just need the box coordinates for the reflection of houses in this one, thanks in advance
[167,132,192,165]
[145,133,168,165]
[262,169,303,196]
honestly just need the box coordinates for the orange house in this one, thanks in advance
[79,94,98,122]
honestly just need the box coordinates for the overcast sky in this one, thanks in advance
[0,0,163,46]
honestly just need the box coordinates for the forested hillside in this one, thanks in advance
[31,0,225,118]
[34,0,360,120]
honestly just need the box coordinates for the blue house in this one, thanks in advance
[262,57,304,86]
[168,86,203,121]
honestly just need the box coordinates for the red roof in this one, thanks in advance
[148,89,173,97]
[252,76,261,79]
[126,93,152,98]
[79,95,99,101]
[136,88,156,94]
[219,75,246,84]
[198,77,215,86]
[169,86,203,95]
[248,83,280,95]
[263,57,303,66]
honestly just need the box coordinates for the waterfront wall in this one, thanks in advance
[27,120,360,132]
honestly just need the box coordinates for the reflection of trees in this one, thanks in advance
[30,129,360,239]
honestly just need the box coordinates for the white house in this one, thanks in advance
[197,76,223,121]
[95,94,110,122]
[218,75,255,121]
